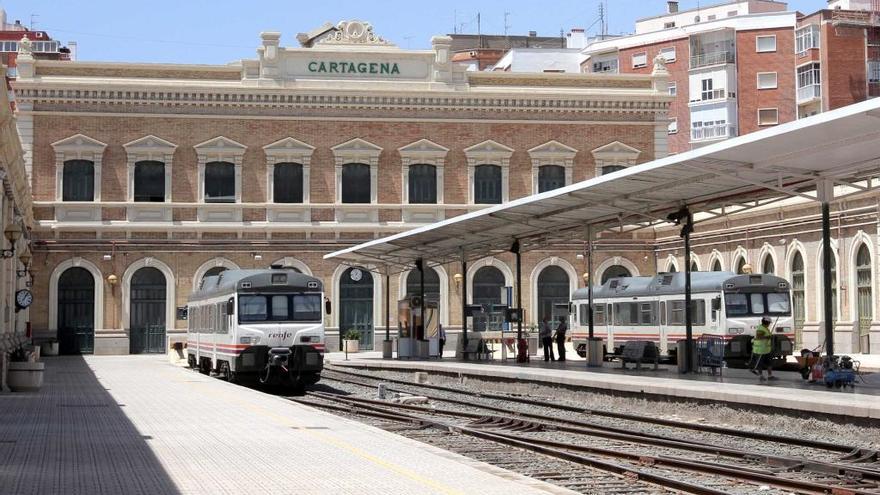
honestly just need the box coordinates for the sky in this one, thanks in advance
[2,0,829,64]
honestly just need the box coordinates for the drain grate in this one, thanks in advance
[58,404,110,408]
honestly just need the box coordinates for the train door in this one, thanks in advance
[605,302,615,350]
[658,300,668,353]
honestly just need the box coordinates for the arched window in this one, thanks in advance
[273,163,304,203]
[474,165,502,204]
[408,164,437,204]
[134,160,165,202]
[711,259,722,272]
[762,255,775,275]
[601,265,631,284]
[791,251,805,347]
[341,163,371,203]
[668,263,678,273]
[472,265,505,332]
[735,257,748,274]
[856,244,873,353]
[406,268,440,299]
[205,161,235,203]
[339,267,374,350]
[57,267,95,354]
[538,165,565,193]
[537,265,569,322]
[200,266,227,289]
[62,160,95,201]
[690,260,699,272]
[601,165,626,175]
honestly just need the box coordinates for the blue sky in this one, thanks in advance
[3,0,828,63]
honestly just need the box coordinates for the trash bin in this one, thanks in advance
[676,340,699,373]
[382,340,393,359]
[586,337,603,367]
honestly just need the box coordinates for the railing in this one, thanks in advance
[691,124,737,142]
[689,50,735,69]
[797,84,821,103]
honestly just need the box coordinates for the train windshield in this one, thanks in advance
[724,292,791,317]
[239,294,322,323]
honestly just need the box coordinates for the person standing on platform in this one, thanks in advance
[540,316,555,362]
[750,316,776,381]
[555,316,568,362]
[438,324,446,358]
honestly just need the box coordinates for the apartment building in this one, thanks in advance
[582,0,880,153]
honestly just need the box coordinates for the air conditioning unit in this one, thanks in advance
[35,32,44,39]
[469,51,478,57]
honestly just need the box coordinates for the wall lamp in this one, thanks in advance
[1,223,22,258]
[16,250,31,278]
[453,273,463,293]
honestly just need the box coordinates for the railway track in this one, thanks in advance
[295,366,880,495]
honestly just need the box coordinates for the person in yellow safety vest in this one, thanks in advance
[750,316,777,382]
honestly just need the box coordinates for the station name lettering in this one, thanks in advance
[307,61,401,75]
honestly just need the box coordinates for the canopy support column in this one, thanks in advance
[819,180,835,357]
[385,273,390,342]
[416,258,425,342]
[512,240,526,362]
[461,249,468,352]
[587,226,594,340]
[669,207,694,373]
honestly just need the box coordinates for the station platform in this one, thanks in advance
[0,355,573,495]
[327,351,880,420]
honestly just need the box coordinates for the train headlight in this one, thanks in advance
[777,327,789,334]
[240,336,259,345]
[300,336,320,343]
[728,327,744,335]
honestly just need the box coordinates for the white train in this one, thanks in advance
[186,268,327,388]
[571,272,795,364]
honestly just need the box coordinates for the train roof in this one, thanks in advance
[572,272,789,300]
[187,269,323,303]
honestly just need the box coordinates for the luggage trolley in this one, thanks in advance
[697,334,725,375]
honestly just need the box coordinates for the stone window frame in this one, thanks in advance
[194,136,247,203]
[51,134,107,202]
[398,139,448,204]
[331,138,382,204]
[463,140,514,204]
[123,135,177,203]
[263,137,315,204]
[590,141,642,177]
[527,140,576,195]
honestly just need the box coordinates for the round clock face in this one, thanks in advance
[349,268,363,282]
[15,289,33,309]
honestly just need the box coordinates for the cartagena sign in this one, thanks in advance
[307,61,401,75]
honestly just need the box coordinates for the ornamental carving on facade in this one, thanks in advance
[319,20,393,46]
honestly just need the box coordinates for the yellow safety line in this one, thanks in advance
[168,373,464,495]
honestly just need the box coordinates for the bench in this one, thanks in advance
[461,338,496,361]
[620,341,659,370]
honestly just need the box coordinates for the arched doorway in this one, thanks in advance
[339,267,373,350]
[856,244,873,353]
[601,265,631,284]
[791,252,805,349]
[129,267,167,354]
[58,267,95,355]
[472,266,505,332]
[537,266,570,323]
[406,268,440,300]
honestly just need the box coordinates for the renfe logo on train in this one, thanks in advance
[268,331,293,340]
[307,61,401,75]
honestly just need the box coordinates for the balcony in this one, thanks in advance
[689,50,735,69]
[688,89,732,106]
[691,124,737,143]
[797,84,821,103]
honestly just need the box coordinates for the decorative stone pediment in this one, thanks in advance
[528,140,577,167]
[463,140,514,167]
[263,137,316,165]
[591,141,641,163]
[315,20,395,47]
[331,138,383,166]
[51,134,107,154]
[123,135,177,163]
[194,136,247,165]
[398,139,449,166]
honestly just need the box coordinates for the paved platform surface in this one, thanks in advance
[0,356,574,495]
[328,352,880,420]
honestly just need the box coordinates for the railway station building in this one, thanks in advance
[13,20,672,354]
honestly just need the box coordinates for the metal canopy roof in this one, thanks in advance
[325,97,880,274]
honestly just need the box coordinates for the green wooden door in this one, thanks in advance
[856,245,872,353]
[339,267,374,350]
[58,267,95,355]
[130,267,167,354]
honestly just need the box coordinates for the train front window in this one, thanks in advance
[271,295,289,320]
[750,294,765,314]
[239,296,268,321]
[724,294,749,316]
[767,293,790,314]
[293,295,322,322]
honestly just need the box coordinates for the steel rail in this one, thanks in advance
[300,392,878,495]
[324,365,863,454]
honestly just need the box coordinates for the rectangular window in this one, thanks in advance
[757,72,777,89]
[758,108,779,126]
[594,304,606,326]
[725,293,749,316]
[639,302,655,325]
[204,161,236,203]
[767,293,791,314]
[668,81,677,96]
[756,35,776,53]
[632,52,647,68]
[62,160,95,202]
[660,47,676,62]
[614,302,639,325]
[664,21,676,29]
[592,58,618,73]
[668,118,678,134]
[220,301,228,334]
[271,295,289,320]
[727,10,738,16]
[797,63,821,88]
[293,295,322,322]
[869,61,880,84]
[660,301,666,325]
[239,296,268,322]
[795,24,820,55]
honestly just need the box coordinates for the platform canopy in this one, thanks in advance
[326,97,880,272]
